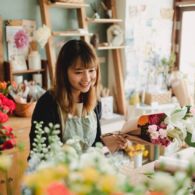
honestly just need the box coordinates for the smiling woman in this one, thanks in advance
[29,40,102,158]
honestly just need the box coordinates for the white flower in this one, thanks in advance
[33,25,51,48]
[149,172,177,194]
[150,130,159,139]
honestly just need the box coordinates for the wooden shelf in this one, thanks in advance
[4,60,48,89]
[52,30,92,37]
[86,18,123,23]
[176,1,195,7]
[12,69,45,75]
[97,44,126,50]
[48,2,89,8]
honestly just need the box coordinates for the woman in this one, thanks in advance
[29,39,102,153]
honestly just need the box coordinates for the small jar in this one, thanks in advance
[28,51,41,70]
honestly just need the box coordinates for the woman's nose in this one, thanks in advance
[82,71,90,81]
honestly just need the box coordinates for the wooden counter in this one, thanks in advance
[0,116,31,195]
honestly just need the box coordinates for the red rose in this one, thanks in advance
[0,111,8,123]
[149,113,166,125]
[1,139,16,150]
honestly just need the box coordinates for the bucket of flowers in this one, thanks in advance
[7,80,45,117]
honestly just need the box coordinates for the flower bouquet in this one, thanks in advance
[138,105,195,148]
[23,122,141,195]
[0,84,16,151]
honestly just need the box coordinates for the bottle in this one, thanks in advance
[28,41,41,70]
[28,50,41,70]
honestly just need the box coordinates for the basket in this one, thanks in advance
[15,102,36,117]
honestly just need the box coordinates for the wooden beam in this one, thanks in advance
[0,16,4,81]
[39,0,55,84]
[112,49,126,115]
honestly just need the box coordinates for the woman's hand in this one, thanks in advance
[114,134,128,150]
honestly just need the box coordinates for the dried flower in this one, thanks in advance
[33,25,51,48]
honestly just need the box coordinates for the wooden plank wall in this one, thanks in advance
[0,16,4,81]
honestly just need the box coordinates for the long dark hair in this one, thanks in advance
[52,39,100,115]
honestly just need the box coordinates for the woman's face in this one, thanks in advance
[67,61,97,96]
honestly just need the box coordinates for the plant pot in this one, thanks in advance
[15,102,36,117]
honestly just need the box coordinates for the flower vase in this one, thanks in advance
[134,153,142,168]
[28,51,41,70]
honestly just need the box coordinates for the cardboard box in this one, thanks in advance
[144,91,171,105]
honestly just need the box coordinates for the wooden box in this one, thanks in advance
[144,91,171,105]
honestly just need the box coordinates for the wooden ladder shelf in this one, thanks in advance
[39,0,126,115]
[39,0,89,83]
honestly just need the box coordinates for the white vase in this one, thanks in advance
[28,51,41,70]
[134,153,143,168]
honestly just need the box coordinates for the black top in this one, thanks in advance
[29,91,102,152]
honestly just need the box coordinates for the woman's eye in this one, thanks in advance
[75,71,83,74]
[89,69,96,73]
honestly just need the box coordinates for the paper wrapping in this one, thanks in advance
[121,118,140,134]
[171,79,191,107]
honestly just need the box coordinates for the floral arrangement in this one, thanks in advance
[137,105,195,148]
[22,121,195,195]
[14,29,29,49]
[0,84,16,151]
[23,122,141,195]
[124,143,148,159]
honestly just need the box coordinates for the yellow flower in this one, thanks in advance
[98,175,117,193]
[23,164,68,194]
[81,167,99,183]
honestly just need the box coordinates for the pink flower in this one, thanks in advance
[159,128,167,139]
[14,30,29,49]
[190,107,195,115]
[148,125,158,133]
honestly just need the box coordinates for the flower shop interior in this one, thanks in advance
[1,0,195,194]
